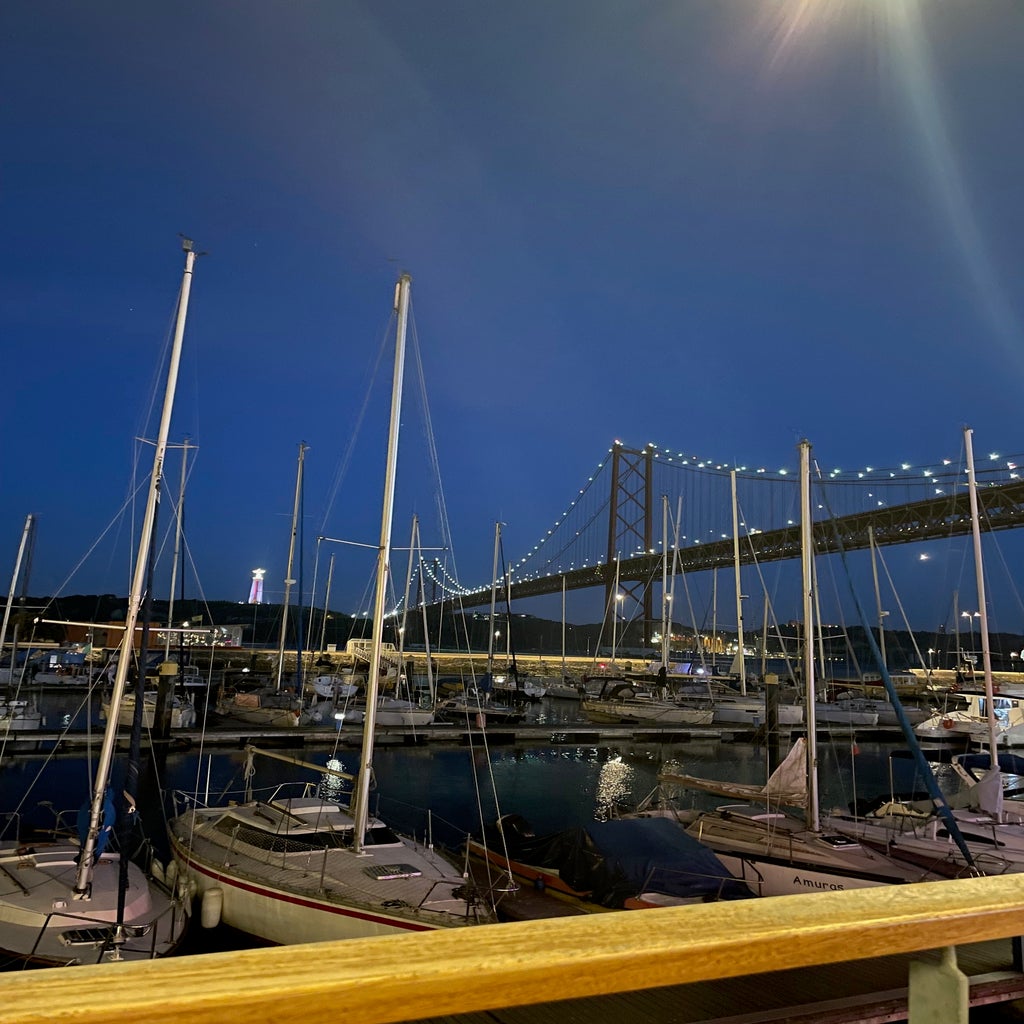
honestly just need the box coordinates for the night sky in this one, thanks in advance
[2,2,1022,637]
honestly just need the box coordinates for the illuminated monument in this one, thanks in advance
[248,568,265,605]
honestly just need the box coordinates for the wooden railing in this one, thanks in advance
[5,874,1024,1024]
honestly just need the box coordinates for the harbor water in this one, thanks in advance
[0,688,968,959]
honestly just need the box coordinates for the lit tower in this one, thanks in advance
[248,568,265,604]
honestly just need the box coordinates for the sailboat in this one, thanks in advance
[0,522,44,735]
[646,440,950,897]
[166,274,497,942]
[0,240,197,965]
[821,427,1024,876]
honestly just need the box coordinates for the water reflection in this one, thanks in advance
[594,755,633,820]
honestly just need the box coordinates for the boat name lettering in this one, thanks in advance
[792,876,845,891]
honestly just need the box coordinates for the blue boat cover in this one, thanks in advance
[491,814,749,907]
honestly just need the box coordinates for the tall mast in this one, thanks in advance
[731,469,746,695]
[0,514,34,669]
[661,495,670,669]
[317,552,335,655]
[275,442,308,692]
[799,439,820,832]
[868,526,888,670]
[352,273,410,854]
[164,440,191,661]
[964,427,999,764]
[611,552,621,662]
[75,239,196,897]
[487,522,501,676]
[560,574,567,682]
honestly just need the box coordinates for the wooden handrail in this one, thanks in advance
[4,874,1023,1024]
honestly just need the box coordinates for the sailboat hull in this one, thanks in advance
[167,795,494,945]
[713,851,899,898]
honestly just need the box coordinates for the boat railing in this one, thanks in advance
[170,779,327,816]
[417,877,492,922]
[5,872,1024,1024]
[27,880,185,965]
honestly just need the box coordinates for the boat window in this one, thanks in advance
[819,835,862,849]
[364,863,423,880]
[214,818,352,853]
[363,825,402,846]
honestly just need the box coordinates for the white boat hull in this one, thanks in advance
[711,701,803,726]
[581,699,713,726]
[714,852,896,898]
[170,840,446,943]
[167,793,492,945]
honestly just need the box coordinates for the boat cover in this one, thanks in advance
[492,815,749,907]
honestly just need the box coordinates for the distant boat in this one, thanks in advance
[581,676,713,726]
[915,689,1024,745]
[0,698,43,734]
[101,690,197,730]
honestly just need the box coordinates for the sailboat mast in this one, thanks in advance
[352,273,410,855]
[799,439,820,833]
[275,442,308,692]
[963,427,999,762]
[868,526,888,670]
[661,495,670,669]
[759,590,769,681]
[611,552,621,663]
[0,514,34,667]
[164,440,191,661]
[560,574,567,682]
[75,239,196,897]
[318,552,335,655]
[398,515,419,677]
[487,522,501,675]
[731,470,746,694]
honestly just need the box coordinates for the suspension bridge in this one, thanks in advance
[420,440,1024,635]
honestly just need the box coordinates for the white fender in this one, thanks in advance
[165,859,179,887]
[150,857,166,885]
[201,886,224,929]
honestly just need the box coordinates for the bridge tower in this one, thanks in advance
[605,442,654,649]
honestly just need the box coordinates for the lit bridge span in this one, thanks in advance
[425,440,1024,622]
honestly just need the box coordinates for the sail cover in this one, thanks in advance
[657,737,808,808]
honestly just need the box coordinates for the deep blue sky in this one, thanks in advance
[2,2,1023,637]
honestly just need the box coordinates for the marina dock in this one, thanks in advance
[9,719,925,755]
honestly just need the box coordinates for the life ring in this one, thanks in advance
[942,718,954,730]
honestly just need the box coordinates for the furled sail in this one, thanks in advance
[658,737,808,808]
